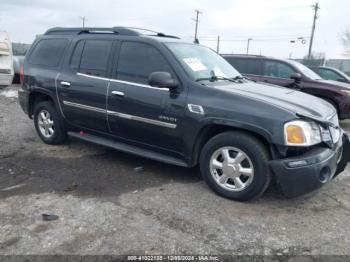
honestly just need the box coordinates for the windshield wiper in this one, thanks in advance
[195,76,236,83]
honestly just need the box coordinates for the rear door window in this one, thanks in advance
[263,61,295,78]
[78,40,113,77]
[318,68,343,81]
[29,39,68,67]
[225,58,262,75]
[116,41,174,84]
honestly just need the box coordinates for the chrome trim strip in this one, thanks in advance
[77,72,110,81]
[62,100,176,129]
[107,110,177,129]
[63,101,106,114]
[76,72,169,91]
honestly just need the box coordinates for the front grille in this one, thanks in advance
[328,114,340,144]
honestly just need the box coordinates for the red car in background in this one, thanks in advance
[222,54,350,120]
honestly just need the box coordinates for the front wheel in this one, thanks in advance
[200,131,271,201]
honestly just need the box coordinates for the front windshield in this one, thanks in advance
[166,42,241,81]
[288,60,322,80]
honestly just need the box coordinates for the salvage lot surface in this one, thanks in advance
[0,84,350,255]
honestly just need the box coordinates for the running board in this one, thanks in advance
[67,131,188,167]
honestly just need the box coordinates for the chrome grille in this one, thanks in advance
[328,114,340,144]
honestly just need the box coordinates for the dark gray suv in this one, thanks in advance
[18,27,349,201]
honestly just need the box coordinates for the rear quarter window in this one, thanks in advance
[29,38,68,67]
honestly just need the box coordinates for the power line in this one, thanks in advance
[308,2,320,59]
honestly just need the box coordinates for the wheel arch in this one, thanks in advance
[28,89,58,118]
[191,121,273,166]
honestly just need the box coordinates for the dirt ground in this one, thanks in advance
[0,84,350,256]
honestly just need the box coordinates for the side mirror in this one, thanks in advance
[148,72,178,89]
[290,73,302,83]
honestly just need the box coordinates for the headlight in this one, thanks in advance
[284,120,321,146]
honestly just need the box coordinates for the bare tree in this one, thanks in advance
[341,28,350,56]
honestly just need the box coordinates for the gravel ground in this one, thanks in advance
[0,84,350,256]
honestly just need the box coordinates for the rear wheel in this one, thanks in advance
[200,131,271,201]
[34,101,67,145]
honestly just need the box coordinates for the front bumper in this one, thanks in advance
[270,132,349,198]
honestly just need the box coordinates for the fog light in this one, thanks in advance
[287,160,308,168]
[319,166,331,183]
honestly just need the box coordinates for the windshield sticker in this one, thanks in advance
[213,67,227,78]
[183,58,207,72]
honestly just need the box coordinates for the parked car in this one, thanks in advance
[309,66,350,84]
[0,31,14,88]
[19,27,349,201]
[222,54,350,120]
[12,56,25,83]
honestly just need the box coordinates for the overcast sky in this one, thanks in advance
[1,0,349,59]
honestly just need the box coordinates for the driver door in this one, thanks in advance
[107,41,186,154]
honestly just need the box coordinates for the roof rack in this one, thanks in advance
[221,54,266,58]
[44,27,180,39]
[45,27,141,36]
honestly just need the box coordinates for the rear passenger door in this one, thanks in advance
[57,38,114,132]
[261,60,296,87]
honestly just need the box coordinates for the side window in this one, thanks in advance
[318,69,342,81]
[116,42,173,84]
[226,58,262,75]
[79,40,113,77]
[70,40,85,71]
[29,39,68,67]
[263,61,295,78]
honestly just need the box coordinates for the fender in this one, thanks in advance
[200,117,273,143]
[28,87,60,118]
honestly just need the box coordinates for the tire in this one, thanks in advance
[33,101,67,145]
[199,131,271,201]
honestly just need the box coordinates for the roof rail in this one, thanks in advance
[221,54,266,58]
[124,27,181,39]
[44,27,141,36]
[44,27,180,39]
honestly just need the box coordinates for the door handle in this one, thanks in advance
[111,91,125,97]
[60,81,71,87]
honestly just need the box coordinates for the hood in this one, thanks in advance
[212,81,336,122]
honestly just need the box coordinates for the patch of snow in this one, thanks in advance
[0,90,18,98]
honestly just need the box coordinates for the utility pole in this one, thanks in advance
[308,3,320,59]
[246,38,252,55]
[193,10,202,43]
[79,16,87,28]
[216,36,220,53]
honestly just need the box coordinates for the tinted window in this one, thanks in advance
[117,42,173,84]
[225,58,262,75]
[70,40,85,71]
[79,40,113,77]
[263,61,295,78]
[29,39,68,67]
[318,68,343,81]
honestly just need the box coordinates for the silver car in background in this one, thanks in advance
[0,31,14,88]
